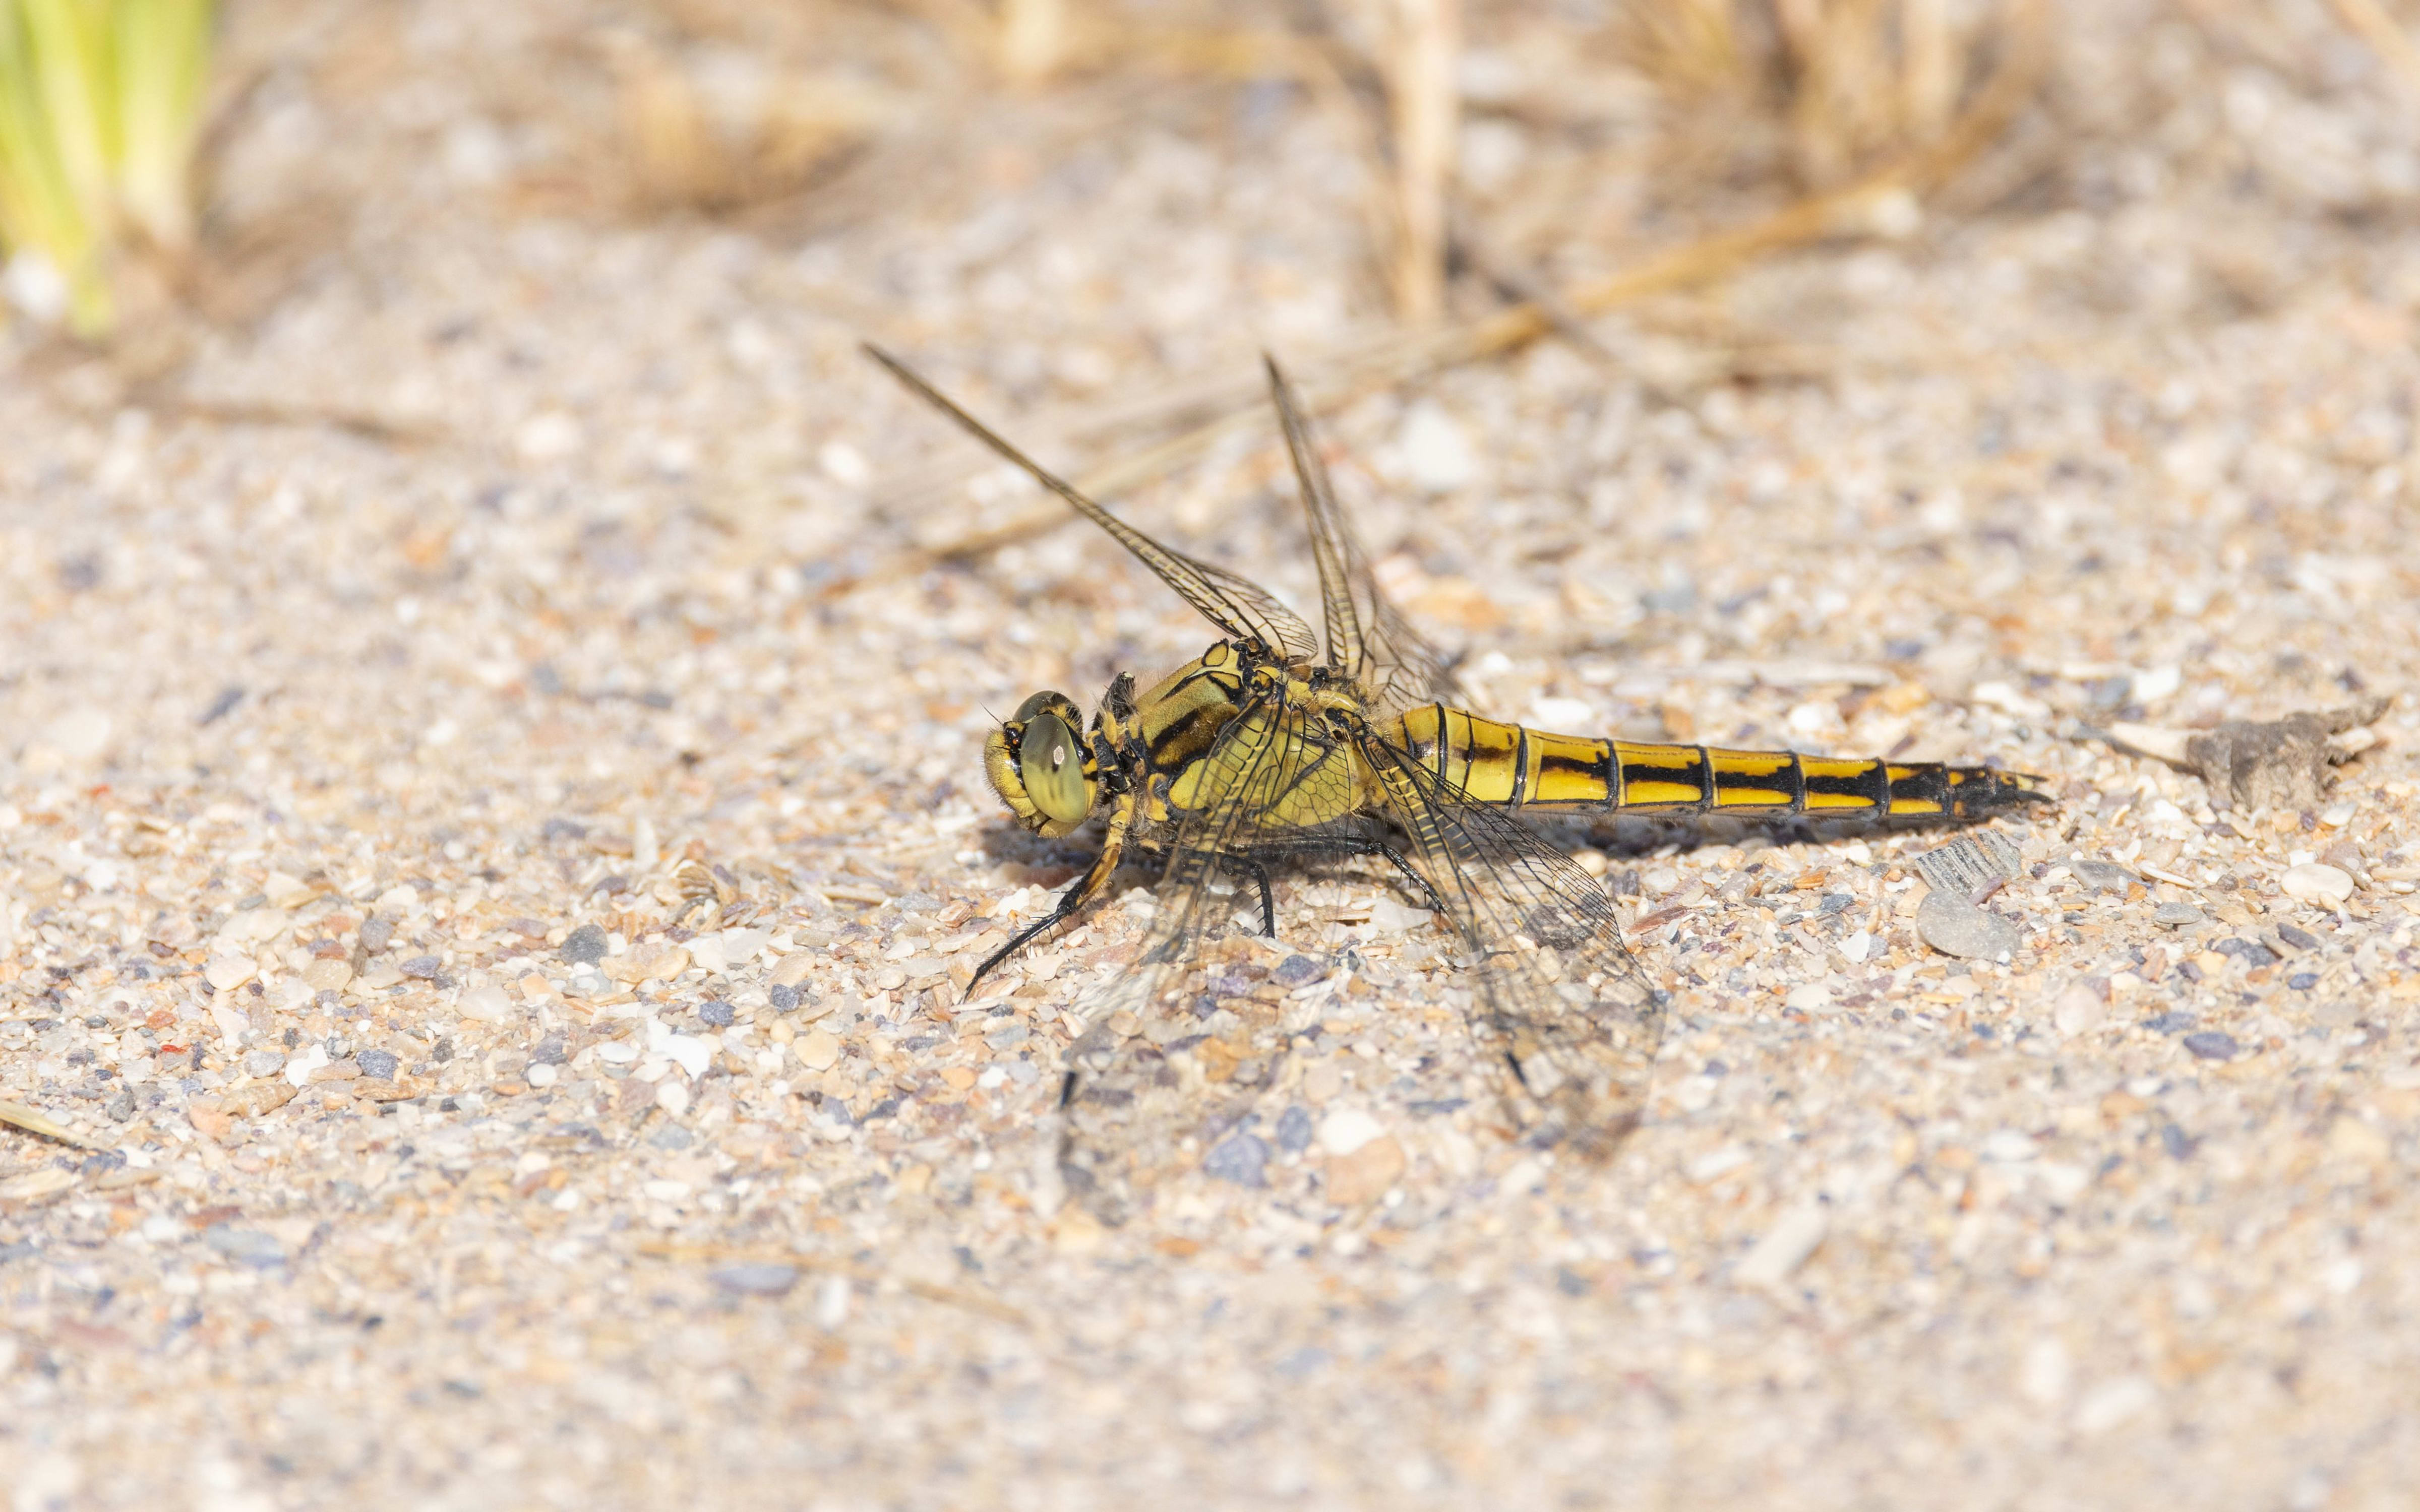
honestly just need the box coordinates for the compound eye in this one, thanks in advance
[1017,710,1089,826]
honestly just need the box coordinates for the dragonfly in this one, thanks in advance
[869,345,2047,1223]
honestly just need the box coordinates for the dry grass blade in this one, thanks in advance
[872,0,2048,577]
[2330,0,2420,94]
[1381,0,1459,322]
[0,1096,102,1149]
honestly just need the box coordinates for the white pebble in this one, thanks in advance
[1783,982,1837,1013]
[281,1045,329,1088]
[2020,1337,2072,1406]
[1394,401,1478,492]
[1734,1203,1828,1289]
[2072,1375,2159,1436]
[456,985,513,1023]
[1318,1109,1386,1157]
[814,1274,852,1329]
[204,956,257,992]
[2053,984,2107,1037]
[653,1079,691,1117]
[2280,863,2354,907]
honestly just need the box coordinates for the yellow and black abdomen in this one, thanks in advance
[1387,703,2044,820]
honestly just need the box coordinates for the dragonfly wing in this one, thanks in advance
[1052,685,1362,1222]
[870,345,1320,663]
[1355,724,1666,1157]
[1262,356,1467,717]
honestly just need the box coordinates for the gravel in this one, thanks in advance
[1,4,2417,1508]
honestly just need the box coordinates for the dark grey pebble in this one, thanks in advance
[398,955,442,980]
[529,1033,568,1066]
[203,1225,285,1268]
[1202,1131,1269,1186]
[1270,955,1325,987]
[698,1000,736,1027]
[358,914,395,954]
[2142,1011,2198,1035]
[2287,973,2318,990]
[769,984,801,1013]
[2182,1030,2240,1061]
[1275,1104,1313,1154]
[355,1049,399,1081]
[711,1263,800,1297]
[560,924,610,966]
[2276,923,2321,951]
[2161,1122,2199,1159]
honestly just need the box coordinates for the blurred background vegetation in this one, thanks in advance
[4,0,2417,443]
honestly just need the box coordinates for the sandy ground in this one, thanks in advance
[5,2,2420,1507]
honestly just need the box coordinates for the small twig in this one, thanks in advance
[634,1239,1031,1326]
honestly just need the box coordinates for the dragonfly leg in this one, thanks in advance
[1322,834,1453,918]
[1228,855,1277,938]
[966,792,1139,992]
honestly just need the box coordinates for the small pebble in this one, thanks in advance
[2069,859,2137,895]
[795,1029,841,1072]
[769,984,801,1013]
[2275,923,2321,951]
[2287,972,2319,991]
[2142,1010,2198,1035]
[710,1263,800,1297]
[399,955,443,980]
[202,1225,284,1269]
[456,984,511,1021]
[1395,400,1479,492]
[1915,890,2018,960]
[2280,863,2354,907]
[357,1051,399,1086]
[560,924,609,966]
[358,914,395,954]
[1201,1130,1269,1187]
[2152,902,2205,928]
[1733,1203,1828,1289]
[1270,955,1325,987]
[1274,1104,1313,1154]
[243,1049,286,1079]
[2182,1030,2239,1061]
[698,1000,736,1027]
[2053,984,2107,1036]
[1317,1108,1385,1157]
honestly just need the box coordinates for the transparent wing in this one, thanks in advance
[1052,684,1364,1223]
[870,345,1320,663]
[1263,356,1467,717]
[1354,725,1665,1156]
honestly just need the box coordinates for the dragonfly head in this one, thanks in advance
[986,691,1096,838]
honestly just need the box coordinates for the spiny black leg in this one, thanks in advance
[1230,855,1277,937]
[967,878,1092,993]
[1305,833,1452,918]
